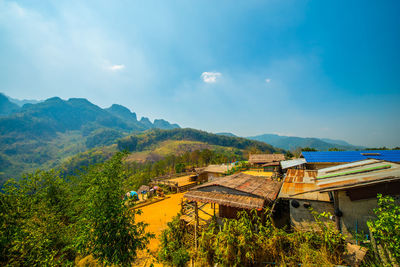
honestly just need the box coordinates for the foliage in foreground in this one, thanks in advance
[158,210,345,266]
[75,152,154,266]
[0,152,153,266]
[367,194,400,264]
[158,214,190,267]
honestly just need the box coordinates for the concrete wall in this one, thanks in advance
[290,199,335,231]
[338,191,378,236]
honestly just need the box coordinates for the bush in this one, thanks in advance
[158,214,190,267]
[195,209,345,266]
[367,194,400,264]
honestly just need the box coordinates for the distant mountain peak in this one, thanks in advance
[106,104,137,121]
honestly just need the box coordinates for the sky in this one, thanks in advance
[0,0,399,147]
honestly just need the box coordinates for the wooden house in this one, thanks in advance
[184,172,282,219]
[196,164,234,183]
[248,154,285,172]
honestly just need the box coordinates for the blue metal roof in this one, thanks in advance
[301,150,400,163]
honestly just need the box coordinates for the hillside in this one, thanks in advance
[0,93,20,115]
[0,96,180,181]
[248,133,363,151]
[58,128,282,177]
[117,128,282,154]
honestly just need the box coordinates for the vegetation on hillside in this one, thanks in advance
[0,96,180,182]
[117,128,282,153]
[0,152,152,266]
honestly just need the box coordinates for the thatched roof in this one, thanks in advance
[185,191,265,210]
[193,172,282,201]
[249,154,285,164]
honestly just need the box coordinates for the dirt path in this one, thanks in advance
[137,192,185,252]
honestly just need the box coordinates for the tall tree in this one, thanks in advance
[76,152,153,266]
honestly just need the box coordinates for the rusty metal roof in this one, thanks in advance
[184,191,265,210]
[249,154,285,164]
[278,169,331,202]
[192,172,282,201]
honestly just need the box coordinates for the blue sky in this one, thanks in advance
[0,0,399,147]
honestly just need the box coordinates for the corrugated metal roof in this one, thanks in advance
[278,169,331,202]
[317,159,379,176]
[192,172,282,201]
[280,158,307,169]
[292,160,400,195]
[301,150,400,163]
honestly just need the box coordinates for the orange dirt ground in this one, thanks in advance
[137,192,185,252]
[135,192,216,266]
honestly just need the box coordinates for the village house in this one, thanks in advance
[184,172,282,220]
[301,150,400,170]
[279,159,400,237]
[195,164,234,183]
[248,153,285,177]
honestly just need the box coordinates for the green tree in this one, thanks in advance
[0,170,76,265]
[301,147,317,152]
[158,214,190,267]
[76,152,153,266]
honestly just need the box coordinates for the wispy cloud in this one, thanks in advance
[108,64,125,71]
[265,78,271,83]
[201,72,221,83]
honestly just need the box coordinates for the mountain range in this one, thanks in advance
[217,132,362,151]
[0,93,180,181]
[0,93,363,182]
[248,134,363,151]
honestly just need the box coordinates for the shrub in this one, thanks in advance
[367,194,400,264]
[158,214,190,266]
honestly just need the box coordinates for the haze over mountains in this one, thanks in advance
[0,93,364,181]
[217,132,363,151]
[247,134,363,151]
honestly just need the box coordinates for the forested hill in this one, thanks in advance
[117,128,282,153]
[0,95,179,181]
[248,133,363,151]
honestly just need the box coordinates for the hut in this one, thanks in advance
[184,172,282,220]
[196,164,234,183]
[248,154,285,172]
[280,159,400,237]
[301,150,400,170]
[151,172,199,192]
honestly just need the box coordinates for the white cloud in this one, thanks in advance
[265,78,271,83]
[109,64,125,71]
[201,72,221,83]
